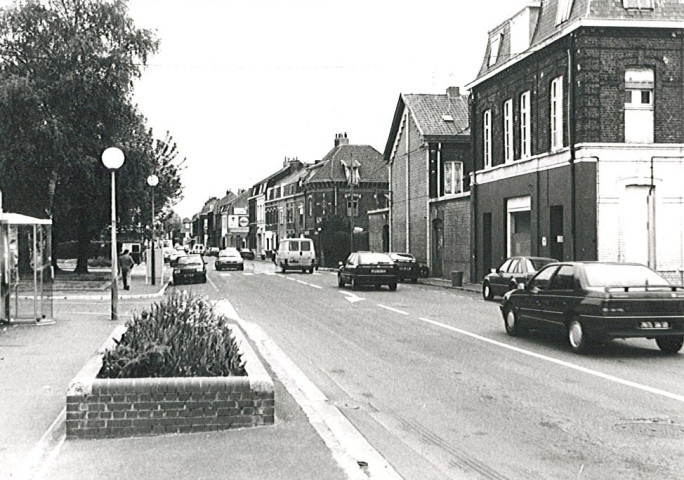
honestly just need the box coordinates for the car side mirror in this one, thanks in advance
[490,268,497,274]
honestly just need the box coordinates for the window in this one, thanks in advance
[625,68,654,143]
[549,265,575,290]
[444,161,463,195]
[623,0,654,9]
[483,110,492,168]
[503,99,513,163]
[550,76,564,151]
[346,196,359,217]
[529,265,559,290]
[307,197,313,217]
[520,91,531,159]
[556,0,574,25]
[488,32,503,66]
[279,207,283,224]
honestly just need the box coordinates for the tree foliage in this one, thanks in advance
[0,0,182,272]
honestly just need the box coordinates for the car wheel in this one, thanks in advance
[338,275,345,288]
[308,267,314,274]
[215,264,220,271]
[567,318,592,354]
[388,283,397,291]
[240,265,244,271]
[656,336,684,354]
[411,277,418,284]
[201,275,207,284]
[483,281,494,301]
[351,277,359,291]
[504,308,522,336]
[280,263,286,273]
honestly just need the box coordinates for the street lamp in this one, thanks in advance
[101,147,125,321]
[146,174,159,286]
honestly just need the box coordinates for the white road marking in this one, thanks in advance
[286,277,296,281]
[308,284,323,289]
[296,280,308,285]
[339,291,365,303]
[377,304,409,316]
[216,300,402,480]
[206,274,219,291]
[418,316,684,404]
[220,273,232,277]
[243,272,254,276]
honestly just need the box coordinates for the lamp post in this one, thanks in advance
[101,147,125,321]
[147,174,159,286]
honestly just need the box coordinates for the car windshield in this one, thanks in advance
[177,256,202,266]
[358,253,392,265]
[583,264,668,287]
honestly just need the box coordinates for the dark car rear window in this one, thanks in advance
[583,264,667,287]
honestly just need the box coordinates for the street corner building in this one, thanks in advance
[467,0,684,283]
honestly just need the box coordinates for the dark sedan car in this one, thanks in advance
[500,261,684,354]
[172,254,207,285]
[388,252,419,283]
[338,251,398,291]
[240,248,255,260]
[482,256,558,300]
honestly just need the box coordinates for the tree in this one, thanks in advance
[0,0,179,272]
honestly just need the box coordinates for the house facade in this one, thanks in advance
[384,87,472,279]
[468,0,684,283]
[214,190,249,249]
[247,159,306,256]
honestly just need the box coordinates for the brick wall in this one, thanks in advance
[368,209,389,252]
[66,324,274,439]
[390,111,426,256]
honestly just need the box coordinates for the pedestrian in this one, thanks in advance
[118,249,135,291]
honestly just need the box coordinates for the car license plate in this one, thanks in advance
[639,321,670,329]
[371,269,386,274]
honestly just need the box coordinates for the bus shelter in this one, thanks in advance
[0,212,53,324]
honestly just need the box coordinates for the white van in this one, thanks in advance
[275,238,316,273]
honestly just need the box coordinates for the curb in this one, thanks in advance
[50,279,171,301]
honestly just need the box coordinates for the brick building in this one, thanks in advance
[468,0,684,282]
[384,87,472,279]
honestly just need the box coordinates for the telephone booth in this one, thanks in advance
[0,213,53,324]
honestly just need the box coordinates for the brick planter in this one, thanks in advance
[66,323,273,439]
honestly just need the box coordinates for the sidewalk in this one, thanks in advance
[1,265,348,480]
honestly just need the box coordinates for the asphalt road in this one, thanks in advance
[178,257,684,480]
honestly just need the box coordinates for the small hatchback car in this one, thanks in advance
[338,251,398,291]
[215,248,244,271]
[483,256,557,300]
[172,254,207,285]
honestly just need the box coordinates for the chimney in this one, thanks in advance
[334,132,349,147]
[446,86,460,99]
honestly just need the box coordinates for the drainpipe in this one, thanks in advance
[426,145,431,269]
[469,92,478,282]
[568,34,577,261]
[389,160,393,252]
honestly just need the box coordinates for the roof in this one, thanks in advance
[307,144,387,185]
[0,212,52,225]
[470,0,684,87]
[383,89,470,161]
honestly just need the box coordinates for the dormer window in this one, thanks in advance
[556,0,574,25]
[623,0,653,9]
[488,32,503,67]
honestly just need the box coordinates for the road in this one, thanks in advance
[176,257,684,480]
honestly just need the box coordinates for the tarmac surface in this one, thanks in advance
[1,261,480,480]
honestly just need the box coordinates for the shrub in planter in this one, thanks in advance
[98,291,246,378]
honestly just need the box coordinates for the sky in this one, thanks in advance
[127,0,528,219]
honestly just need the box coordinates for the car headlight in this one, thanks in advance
[195,267,204,272]
[173,269,180,274]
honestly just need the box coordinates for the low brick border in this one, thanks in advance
[66,323,274,439]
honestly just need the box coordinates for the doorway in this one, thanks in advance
[432,219,443,278]
[550,205,564,261]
